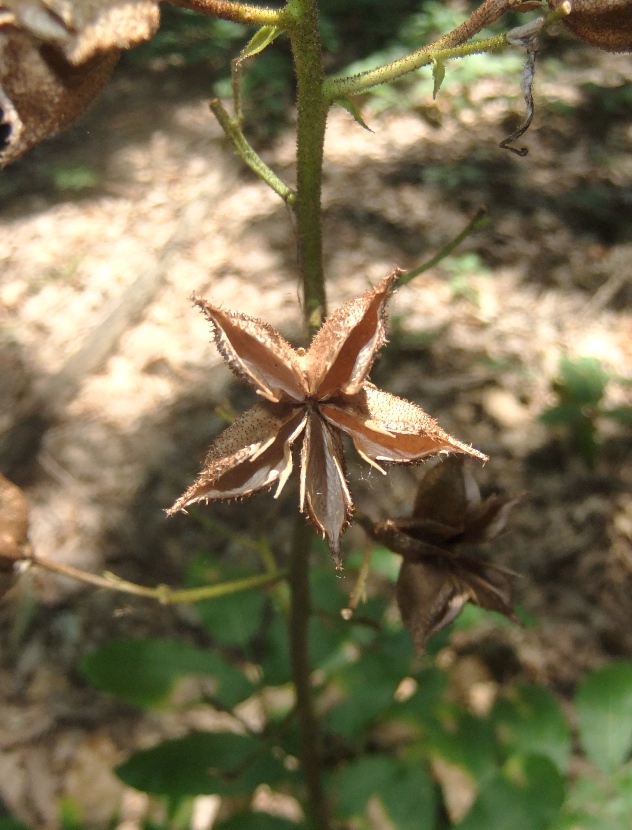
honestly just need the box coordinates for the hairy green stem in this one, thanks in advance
[324,34,507,100]
[210,99,296,204]
[169,0,282,26]
[288,517,330,830]
[284,0,329,334]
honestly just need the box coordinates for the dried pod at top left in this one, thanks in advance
[0,0,160,167]
[0,472,30,598]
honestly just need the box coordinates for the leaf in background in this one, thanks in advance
[575,661,632,774]
[493,684,571,773]
[215,813,300,830]
[81,638,252,709]
[603,406,632,426]
[195,589,267,648]
[116,732,286,798]
[426,709,498,787]
[457,754,564,830]
[327,652,404,737]
[333,754,436,829]
[551,760,632,830]
[558,356,609,407]
[539,403,586,426]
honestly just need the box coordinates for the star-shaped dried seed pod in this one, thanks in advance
[367,455,518,654]
[168,271,486,565]
[0,472,30,598]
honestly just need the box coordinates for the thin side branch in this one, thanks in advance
[210,99,296,204]
[168,0,283,26]
[28,553,287,604]
[324,34,507,100]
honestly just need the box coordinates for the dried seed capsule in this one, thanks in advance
[549,0,632,51]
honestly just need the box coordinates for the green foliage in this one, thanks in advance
[575,661,632,774]
[540,356,632,466]
[457,755,565,830]
[117,732,289,799]
[14,515,630,830]
[80,637,253,709]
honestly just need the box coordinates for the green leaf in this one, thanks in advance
[215,813,300,830]
[81,638,252,709]
[195,589,266,647]
[602,406,632,426]
[432,59,446,99]
[539,403,586,426]
[259,614,291,687]
[552,761,632,830]
[335,97,373,131]
[558,356,609,407]
[576,661,632,774]
[238,26,283,61]
[328,652,403,737]
[457,755,564,830]
[0,821,32,830]
[333,754,436,828]
[116,732,286,799]
[493,684,571,772]
[427,709,498,786]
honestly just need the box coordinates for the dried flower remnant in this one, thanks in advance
[367,456,518,654]
[548,0,632,51]
[168,272,486,565]
[0,0,159,166]
[500,17,544,156]
[0,472,30,598]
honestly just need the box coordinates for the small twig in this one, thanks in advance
[209,98,296,205]
[398,207,488,287]
[28,553,287,604]
[341,545,373,620]
[168,0,282,26]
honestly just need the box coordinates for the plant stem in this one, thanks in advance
[288,516,330,830]
[210,98,296,204]
[170,0,282,26]
[398,207,488,286]
[28,552,287,604]
[324,34,507,100]
[283,0,329,334]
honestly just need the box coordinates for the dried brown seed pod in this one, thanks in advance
[0,0,159,166]
[549,0,632,51]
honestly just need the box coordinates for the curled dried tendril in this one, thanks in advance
[500,17,544,156]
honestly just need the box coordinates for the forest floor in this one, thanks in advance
[0,31,631,829]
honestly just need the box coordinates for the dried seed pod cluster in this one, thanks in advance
[549,0,632,51]
[0,0,159,167]
[367,456,518,655]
